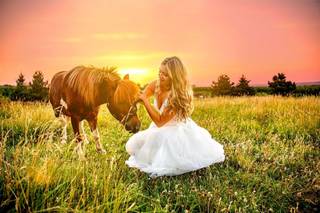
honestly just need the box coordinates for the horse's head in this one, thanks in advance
[120,99,141,133]
[109,74,141,133]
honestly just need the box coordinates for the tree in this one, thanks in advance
[13,73,28,101]
[234,75,255,96]
[16,73,25,87]
[29,71,49,101]
[268,73,296,96]
[211,74,234,96]
[0,85,15,101]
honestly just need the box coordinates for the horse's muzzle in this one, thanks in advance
[126,122,140,133]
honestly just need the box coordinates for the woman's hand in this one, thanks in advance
[138,92,148,104]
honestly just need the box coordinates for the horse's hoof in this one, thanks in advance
[61,139,67,144]
[97,149,107,154]
[84,139,90,145]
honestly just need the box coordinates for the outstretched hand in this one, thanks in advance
[138,92,148,104]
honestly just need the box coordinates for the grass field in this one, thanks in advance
[0,96,319,212]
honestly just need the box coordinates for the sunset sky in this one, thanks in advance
[1,0,319,86]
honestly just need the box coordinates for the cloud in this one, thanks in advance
[94,51,168,61]
[54,33,147,44]
[91,33,147,40]
[60,37,83,43]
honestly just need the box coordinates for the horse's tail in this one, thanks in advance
[49,71,68,117]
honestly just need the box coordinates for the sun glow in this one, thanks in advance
[118,68,153,84]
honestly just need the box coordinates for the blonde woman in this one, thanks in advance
[125,56,225,177]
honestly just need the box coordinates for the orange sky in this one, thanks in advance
[1,0,319,86]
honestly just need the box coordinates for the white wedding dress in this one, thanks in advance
[125,97,225,177]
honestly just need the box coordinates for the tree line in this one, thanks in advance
[0,71,319,102]
[194,73,319,97]
[0,71,48,102]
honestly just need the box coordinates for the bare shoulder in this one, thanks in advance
[146,80,157,90]
[143,80,157,96]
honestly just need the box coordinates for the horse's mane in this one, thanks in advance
[65,65,140,106]
[114,79,140,105]
[66,66,120,105]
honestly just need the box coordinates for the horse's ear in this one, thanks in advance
[123,74,129,80]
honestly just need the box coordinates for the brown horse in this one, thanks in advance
[49,65,141,157]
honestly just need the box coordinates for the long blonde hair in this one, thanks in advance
[161,56,193,121]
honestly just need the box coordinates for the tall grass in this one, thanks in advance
[0,96,319,212]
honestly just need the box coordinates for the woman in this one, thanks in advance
[125,56,225,177]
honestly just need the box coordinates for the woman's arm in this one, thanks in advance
[142,80,157,99]
[139,91,176,127]
[143,100,176,127]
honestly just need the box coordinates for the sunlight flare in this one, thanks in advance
[118,68,152,83]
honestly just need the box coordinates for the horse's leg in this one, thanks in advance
[80,121,90,144]
[59,114,68,144]
[71,116,85,159]
[87,117,106,154]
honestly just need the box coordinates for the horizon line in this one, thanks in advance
[1,81,320,87]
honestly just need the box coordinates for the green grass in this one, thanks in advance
[0,96,319,212]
